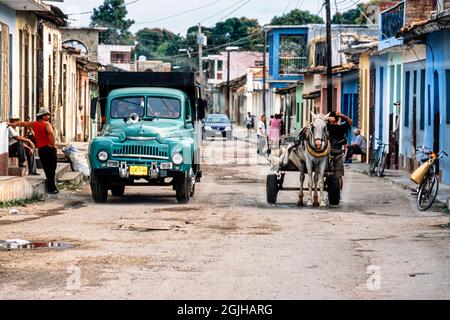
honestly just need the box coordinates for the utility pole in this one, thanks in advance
[325,0,333,113]
[262,29,267,118]
[198,23,204,99]
[226,49,231,118]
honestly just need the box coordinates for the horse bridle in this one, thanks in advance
[308,120,329,151]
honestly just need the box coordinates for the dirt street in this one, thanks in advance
[1,139,450,299]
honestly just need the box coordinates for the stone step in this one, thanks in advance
[57,171,83,185]
[8,167,27,177]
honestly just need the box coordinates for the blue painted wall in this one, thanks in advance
[370,54,389,145]
[340,70,359,142]
[423,29,450,184]
[401,61,426,160]
[267,27,308,87]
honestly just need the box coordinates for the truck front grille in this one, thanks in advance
[112,144,169,160]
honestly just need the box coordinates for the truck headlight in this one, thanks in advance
[204,126,212,131]
[172,153,184,165]
[225,126,232,131]
[97,151,109,162]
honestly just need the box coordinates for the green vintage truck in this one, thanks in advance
[89,72,205,203]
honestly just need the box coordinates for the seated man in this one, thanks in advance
[8,117,39,175]
[344,128,367,163]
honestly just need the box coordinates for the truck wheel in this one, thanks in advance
[111,185,125,197]
[327,175,340,205]
[266,174,278,204]
[175,170,194,204]
[91,175,108,203]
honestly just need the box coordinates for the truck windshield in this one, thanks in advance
[111,97,145,119]
[147,97,181,119]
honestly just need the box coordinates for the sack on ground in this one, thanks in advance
[62,145,90,177]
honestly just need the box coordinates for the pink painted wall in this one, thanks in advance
[319,75,341,114]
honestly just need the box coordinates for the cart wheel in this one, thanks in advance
[327,175,340,205]
[266,174,278,204]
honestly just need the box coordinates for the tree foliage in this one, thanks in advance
[183,18,263,54]
[135,28,179,59]
[270,9,324,25]
[331,4,366,25]
[90,0,135,45]
[331,1,381,25]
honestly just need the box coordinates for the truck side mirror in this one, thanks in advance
[90,97,98,120]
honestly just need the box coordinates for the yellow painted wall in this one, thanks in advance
[359,52,371,159]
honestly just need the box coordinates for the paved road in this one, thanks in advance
[0,138,449,299]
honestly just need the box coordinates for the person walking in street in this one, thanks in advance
[268,113,282,153]
[9,108,58,194]
[8,117,38,175]
[257,115,267,155]
[344,128,367,163]
[245,112,254,139]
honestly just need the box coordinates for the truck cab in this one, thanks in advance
[89,72,205,203]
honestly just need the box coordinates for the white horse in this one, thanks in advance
[282,113,330,207]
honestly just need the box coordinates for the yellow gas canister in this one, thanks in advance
[410,160,432,185]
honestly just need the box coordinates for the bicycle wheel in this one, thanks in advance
[369,151,378,176]
[377,152,387,177]
[416,175,439,211]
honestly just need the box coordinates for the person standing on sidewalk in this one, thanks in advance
[9,108,58,194]
[8,117,39,175]
[257,115,267,155]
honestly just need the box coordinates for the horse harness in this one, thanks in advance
[295,123,331,158]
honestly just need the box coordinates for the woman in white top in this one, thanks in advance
[257,115,267,155]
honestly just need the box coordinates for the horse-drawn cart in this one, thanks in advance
[265,133,345,206]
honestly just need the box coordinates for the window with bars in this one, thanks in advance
[278,34,307,76]
[381,2,405,40]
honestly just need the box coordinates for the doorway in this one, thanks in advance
[433,71,440,176]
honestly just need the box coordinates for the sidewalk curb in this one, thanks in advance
[350,166,449,207]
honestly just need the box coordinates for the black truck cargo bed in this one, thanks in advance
[98,72,198,99]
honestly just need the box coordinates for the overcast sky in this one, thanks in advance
[43,0,343,36]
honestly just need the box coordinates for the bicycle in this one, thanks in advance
[369,138,389,177]
[412,146,448,211]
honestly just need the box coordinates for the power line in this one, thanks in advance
[134,0,224,26]
[295,0,305,9]
[210,0,252,28]
[283,0,294,14]
[175,0,248,36]
[66,0,140,16]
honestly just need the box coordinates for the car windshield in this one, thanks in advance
[206,115,229,123]
[111,97,145,119]
[147,97,181,119]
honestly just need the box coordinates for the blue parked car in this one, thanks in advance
[202,114,233,140]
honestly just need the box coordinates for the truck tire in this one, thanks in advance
[91,175,108,203]
[327,175,340,205]
[111,185,125,197]
[266,174,278,204]
[175,169,194,204]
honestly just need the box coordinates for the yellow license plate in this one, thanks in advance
[129,166,148,176]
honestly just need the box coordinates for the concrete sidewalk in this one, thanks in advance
[234,125,450,208]
[348,162,450,208]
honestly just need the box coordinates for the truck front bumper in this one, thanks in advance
[93,160,183,179]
